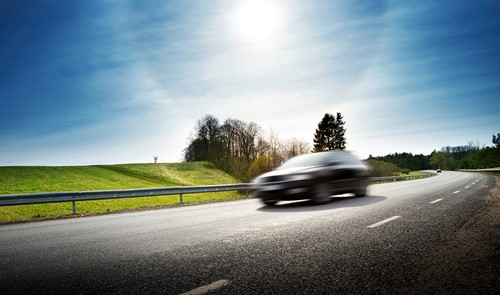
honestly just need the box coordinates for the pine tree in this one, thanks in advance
[312,112,347,152]
[493,133,500,149]
[332,112,346,150]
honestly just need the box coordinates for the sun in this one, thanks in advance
[230,0,285,47]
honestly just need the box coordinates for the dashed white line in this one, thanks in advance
[465,186,470,189]
[368,216,401,228]
[430,199,443,204]
[180,279,231,295]
[453,190,461,194]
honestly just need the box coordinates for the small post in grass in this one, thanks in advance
[180,193,183,204]
[72,201,77,216]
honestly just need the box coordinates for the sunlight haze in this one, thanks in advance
[1,0,499,166]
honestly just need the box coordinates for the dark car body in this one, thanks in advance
[252,151,370,206]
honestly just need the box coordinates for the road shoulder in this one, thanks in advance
[411,175,500,294]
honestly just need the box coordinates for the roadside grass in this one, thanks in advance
[395,171,427,176]
[0,163,438,223]
[407,171,429,176]
[0,162,244,223]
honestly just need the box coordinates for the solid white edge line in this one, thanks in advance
[180,279,231,295]
[453,190,460,194]
[368,216,401,228]
[430,199,443,204]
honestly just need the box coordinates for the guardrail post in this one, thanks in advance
[72,201,77,216]
[179,193,183,204]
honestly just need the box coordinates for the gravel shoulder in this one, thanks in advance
[410,175,500,294]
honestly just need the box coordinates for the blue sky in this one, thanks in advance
[1,0,499,166]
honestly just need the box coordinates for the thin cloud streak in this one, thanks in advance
[0,0,498,165]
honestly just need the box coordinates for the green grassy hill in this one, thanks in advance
[0,162,243,222]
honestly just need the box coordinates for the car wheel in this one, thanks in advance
[355,186,367,197]
[262,199,278,206]
[312,182,331,204]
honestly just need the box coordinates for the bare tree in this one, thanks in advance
[184,114,312,181]
[266,130,285,168]
[153,156,158,163]
[284,138,310,159]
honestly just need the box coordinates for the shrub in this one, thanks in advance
[365,159,400,177]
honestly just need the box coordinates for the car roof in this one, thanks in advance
[278,151,358,169]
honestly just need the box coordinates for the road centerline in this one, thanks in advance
[430,199,443,204]
[368,216,401,228]
[453,190,461,194]
[180,279,231,295]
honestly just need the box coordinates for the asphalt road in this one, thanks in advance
[0,171,497,294]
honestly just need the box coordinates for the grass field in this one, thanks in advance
[0,162,244,223]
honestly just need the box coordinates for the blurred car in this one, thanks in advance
[252,151,370,206]
[436,169,442,173]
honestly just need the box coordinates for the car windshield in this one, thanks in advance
[278,153,335,169]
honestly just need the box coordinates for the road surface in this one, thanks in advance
[0,171,498,294]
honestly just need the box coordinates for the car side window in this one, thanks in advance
[337,153,360,165]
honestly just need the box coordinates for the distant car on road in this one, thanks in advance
[436,169,442,173]
[252,151,370,206]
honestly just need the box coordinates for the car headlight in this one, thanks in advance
[285,174,311,181]
[253,177,265,184]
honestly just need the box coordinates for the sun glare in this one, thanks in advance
[230,0,285,48]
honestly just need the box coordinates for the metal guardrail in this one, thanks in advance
[459,167,500,173]
[0,184,250,215]
[371,173,434,182]
[0,173,434,216]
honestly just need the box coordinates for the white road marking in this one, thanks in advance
[368,216,401,228]
[453,190,460,194]
[465,186,470,189]
[180,279,231,295]
[430,199,443,204]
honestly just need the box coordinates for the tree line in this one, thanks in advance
[429,137,500,170]
[184,115,310,181]
[184,112,348,181]
[366,153,429,176]
[184,113,499,178]
[368,134,500,174]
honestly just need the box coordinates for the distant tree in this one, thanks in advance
[265,130,285,168]
[332,112,346,150]
[184,114,221,163]
[284,137,310,159]
[312,112,346,152]
[365,159,400,177]
[429,151,455,170]
[313,113,334,152]
[184,115,269,181]
[153,156,158,163]
[369,152,430,170]
[184,115,312,181]
[493,133,500,149]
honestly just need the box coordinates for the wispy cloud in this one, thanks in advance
[0,0,498,165]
